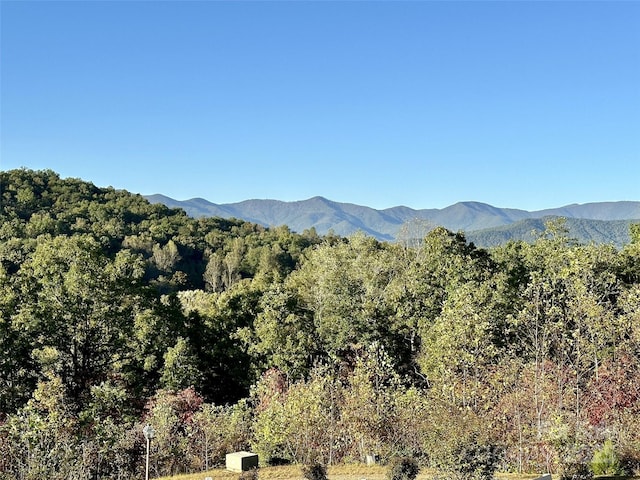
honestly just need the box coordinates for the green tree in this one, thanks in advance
[1,374,85,479]
[160,337,204,391]
[203,251,224,292]
[144,387,204,477]
[251,368,338,465]
[187,400,252,470]
[389,227,494,377]
[152,239,181,272]
[286,233,400,365]
[339,343,403,463]
[176,283,262,403]
[419,281,502,408]
[13,235,147,405]
[248,284,318,379]
[0,260,35,412]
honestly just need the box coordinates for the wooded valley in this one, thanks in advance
[1,169,639,480]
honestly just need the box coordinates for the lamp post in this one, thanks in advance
[143,424,155,480]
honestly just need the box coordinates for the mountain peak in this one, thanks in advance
[144,195,640,247]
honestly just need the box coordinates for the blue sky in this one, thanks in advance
[2,1,639,211]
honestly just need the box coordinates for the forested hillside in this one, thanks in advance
[466,217,637,248]
[2,169,640,480]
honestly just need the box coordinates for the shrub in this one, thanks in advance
[423,405,502,480]
[450,441,502,480]
[591,439,625,476]
[432,431,502,480]
[302,463,328,480]
[619,447,640,477]
[559,462,593,480]
[386,457,420,480]
[239,467,259,480]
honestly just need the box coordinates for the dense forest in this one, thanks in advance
[1,169,639,480]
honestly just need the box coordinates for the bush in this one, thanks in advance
[386,457,420,480]
[591,439,625,476]
[302,463,328,480]
[239,468,259,480]
[423,406,502,480]
[619,447,640,477]
[449,441,502,480]
[559,462,593,480]
[431,430,502,480]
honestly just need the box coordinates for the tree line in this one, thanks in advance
[1,169,639,479]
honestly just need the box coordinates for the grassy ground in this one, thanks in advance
[158,465,640,480]
[157,464,553,480]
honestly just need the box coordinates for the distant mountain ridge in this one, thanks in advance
[145,195,640,247]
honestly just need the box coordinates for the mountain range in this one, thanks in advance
[144,195,640,248]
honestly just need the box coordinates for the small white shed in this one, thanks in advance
[225,451,259,472]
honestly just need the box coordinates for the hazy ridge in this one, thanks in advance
[145,195,640,247]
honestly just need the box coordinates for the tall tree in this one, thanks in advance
[13,235,147,406]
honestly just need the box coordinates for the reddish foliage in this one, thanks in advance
[254,367,288,413]
[145,386,204,424]
[585,354,640,426]
[173,386,204,424]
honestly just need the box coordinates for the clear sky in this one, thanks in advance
[1,1,639,211]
